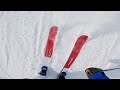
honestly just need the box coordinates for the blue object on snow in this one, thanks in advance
[88,71,109,79]
[41,66,48,71]
[59,72,66,76]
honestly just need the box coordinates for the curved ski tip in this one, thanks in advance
[51,26,58,29]
[81,35,88,37]
[79,35,88,39]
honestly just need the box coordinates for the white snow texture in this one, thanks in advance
[0,11,120,79]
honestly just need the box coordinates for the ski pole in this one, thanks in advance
[103,67,120,71]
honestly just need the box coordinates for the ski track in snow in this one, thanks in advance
[0,65,13,79]
[0,11,4,19]
[6,45,9,68]
[101,33,119,66]
[0,11,120,79]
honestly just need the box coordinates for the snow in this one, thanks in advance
[0,11,120,79]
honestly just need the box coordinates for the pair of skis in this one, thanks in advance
[43,26,88,79]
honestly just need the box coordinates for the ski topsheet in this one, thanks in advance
[38,26,58,76]
[64,35,88,68]
[57,35,88,79]
[44,26,58,58]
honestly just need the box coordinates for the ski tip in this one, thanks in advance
[79,35,88,40]
[81,35,88,37]
[51,26,58,30]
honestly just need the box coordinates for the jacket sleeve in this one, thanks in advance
[88,72,109,79]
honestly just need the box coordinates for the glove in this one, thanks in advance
[85,67,103,76]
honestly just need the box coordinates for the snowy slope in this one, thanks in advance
[0,11,120,79]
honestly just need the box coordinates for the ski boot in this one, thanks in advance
[39,66,48,76]
[58,72,66,79]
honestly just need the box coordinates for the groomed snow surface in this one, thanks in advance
[0,11,120,79]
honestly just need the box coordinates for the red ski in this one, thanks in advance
[64,35,88,68]
[44,26,58,58]
[57,35,88,79]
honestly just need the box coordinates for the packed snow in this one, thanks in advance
[0,11,120,79]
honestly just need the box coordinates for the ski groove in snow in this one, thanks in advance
[0,11,4,19]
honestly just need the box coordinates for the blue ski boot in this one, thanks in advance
[58,72,66,79]
[39,66,48,76]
